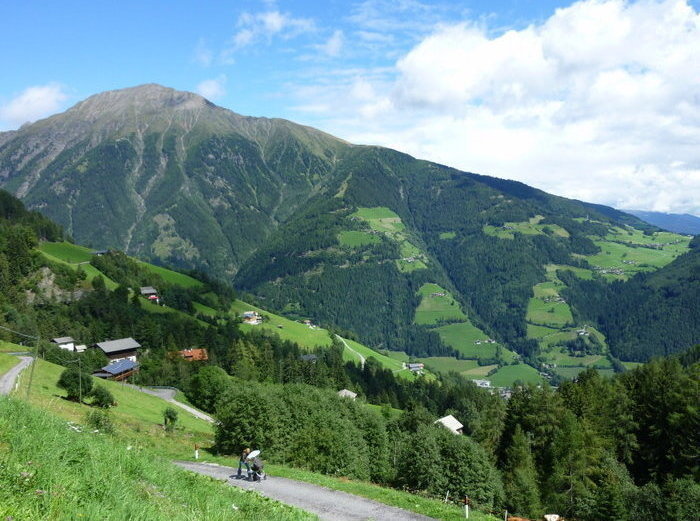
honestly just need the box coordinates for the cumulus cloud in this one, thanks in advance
[293,0,700,215]
[0,83,68,129]
[196,75,227,100]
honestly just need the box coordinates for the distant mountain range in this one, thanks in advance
[626,210,700,235]
[1,84,697,362]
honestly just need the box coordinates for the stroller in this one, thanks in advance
[247,450,266,481]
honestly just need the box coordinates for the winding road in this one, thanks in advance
[0,355,32,396]
[174,460,435,521]
[127,385,215,423]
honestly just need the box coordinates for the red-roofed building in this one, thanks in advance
[179,348,209,361]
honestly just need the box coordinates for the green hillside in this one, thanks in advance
[0,398,311,521]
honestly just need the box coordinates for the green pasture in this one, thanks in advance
[414,283,467,325]
[526,295,573,328]
[434,322,516,362]
[352,207,406,235]
[483,217,570,240]
[546,264,594,280]
[489,364,544,387]
[0,340,27,353]
[137,261,203,288]
[38,241,93,263]
[527,324,560,339]
[37,248,119,290]
[439,231,456,239]
[338,230,380,247]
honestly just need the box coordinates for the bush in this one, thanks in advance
[57,367,93,402]
[85,409,114,434]
[90,385,116,408]
[163,406,178,432]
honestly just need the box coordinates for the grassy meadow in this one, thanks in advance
[488,364,544,387]
[0,352,20,375]
[414,283,467,325]
[0,397,313,521]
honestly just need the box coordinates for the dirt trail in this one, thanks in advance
[174,460,436,521]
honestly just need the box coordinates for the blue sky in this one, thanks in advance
[1,0,699,214]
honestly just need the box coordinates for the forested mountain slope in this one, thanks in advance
[0,85,696,362]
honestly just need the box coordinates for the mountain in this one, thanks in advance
[0,84,696,362]
[0,84,345,276]
[626,210,700,235]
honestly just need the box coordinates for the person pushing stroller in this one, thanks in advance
[247,449,266,481]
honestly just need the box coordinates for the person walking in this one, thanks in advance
[237,448,251,479]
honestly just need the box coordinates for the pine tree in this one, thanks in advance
[503,425,541,518]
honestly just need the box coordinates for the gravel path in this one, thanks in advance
[127,385,215,423]
[336,335,365,368]
[174,460,435,521]
[0,356,32,396]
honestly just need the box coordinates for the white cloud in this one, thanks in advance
[291,0,700,215]
[196,75,227,100]
[228,9,314,52]
[0,83,68,129]
[319,30,344,57]
[192,38,214,67]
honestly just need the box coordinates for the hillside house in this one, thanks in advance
[473,379,492,388]
[93,359,139,381]
[337,389,357,400]
[140,286,159,302]
[92,337,140,363]
[241,311,262,325]
[91,249,109,256]
[179,348,209,361]
[407,362,424,372]
[51,337,75,351]
[434,414,463,435]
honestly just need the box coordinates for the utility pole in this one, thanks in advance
[25,330,39,400]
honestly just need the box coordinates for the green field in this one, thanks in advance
[584,226,691,280]
[419,357,497,379]
[526,323,560,339]
[38,241,93,263]
[483,216,570,240]
[439,231,456,239]
[526,294,573,328]
[0,340,27,353]
[338,230,380,247]
[352,207,406,234]
[0,352,20,376]
[546,263,594,280]
[434,322,516,362]
[137,261,203,288]
[414,284,467,325]
[488,364,544,387]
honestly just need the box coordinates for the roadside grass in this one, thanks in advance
[0,398,313,521]
[0,352,20,375]
[137,261,203,289]
[337,230,380,247]
[0,340,27,353]
[414,284,467,325]
[488,364,544,387]
[37,241,93,263]
[14,359,213,461]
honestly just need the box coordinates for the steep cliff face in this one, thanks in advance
[0,84,346,275]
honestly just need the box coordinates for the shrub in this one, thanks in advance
[57,366,93,402]
[85,409,114,434]
[163,406,178,432]
[90,385,116,408]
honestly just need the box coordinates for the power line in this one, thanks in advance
[0,324,39,340]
